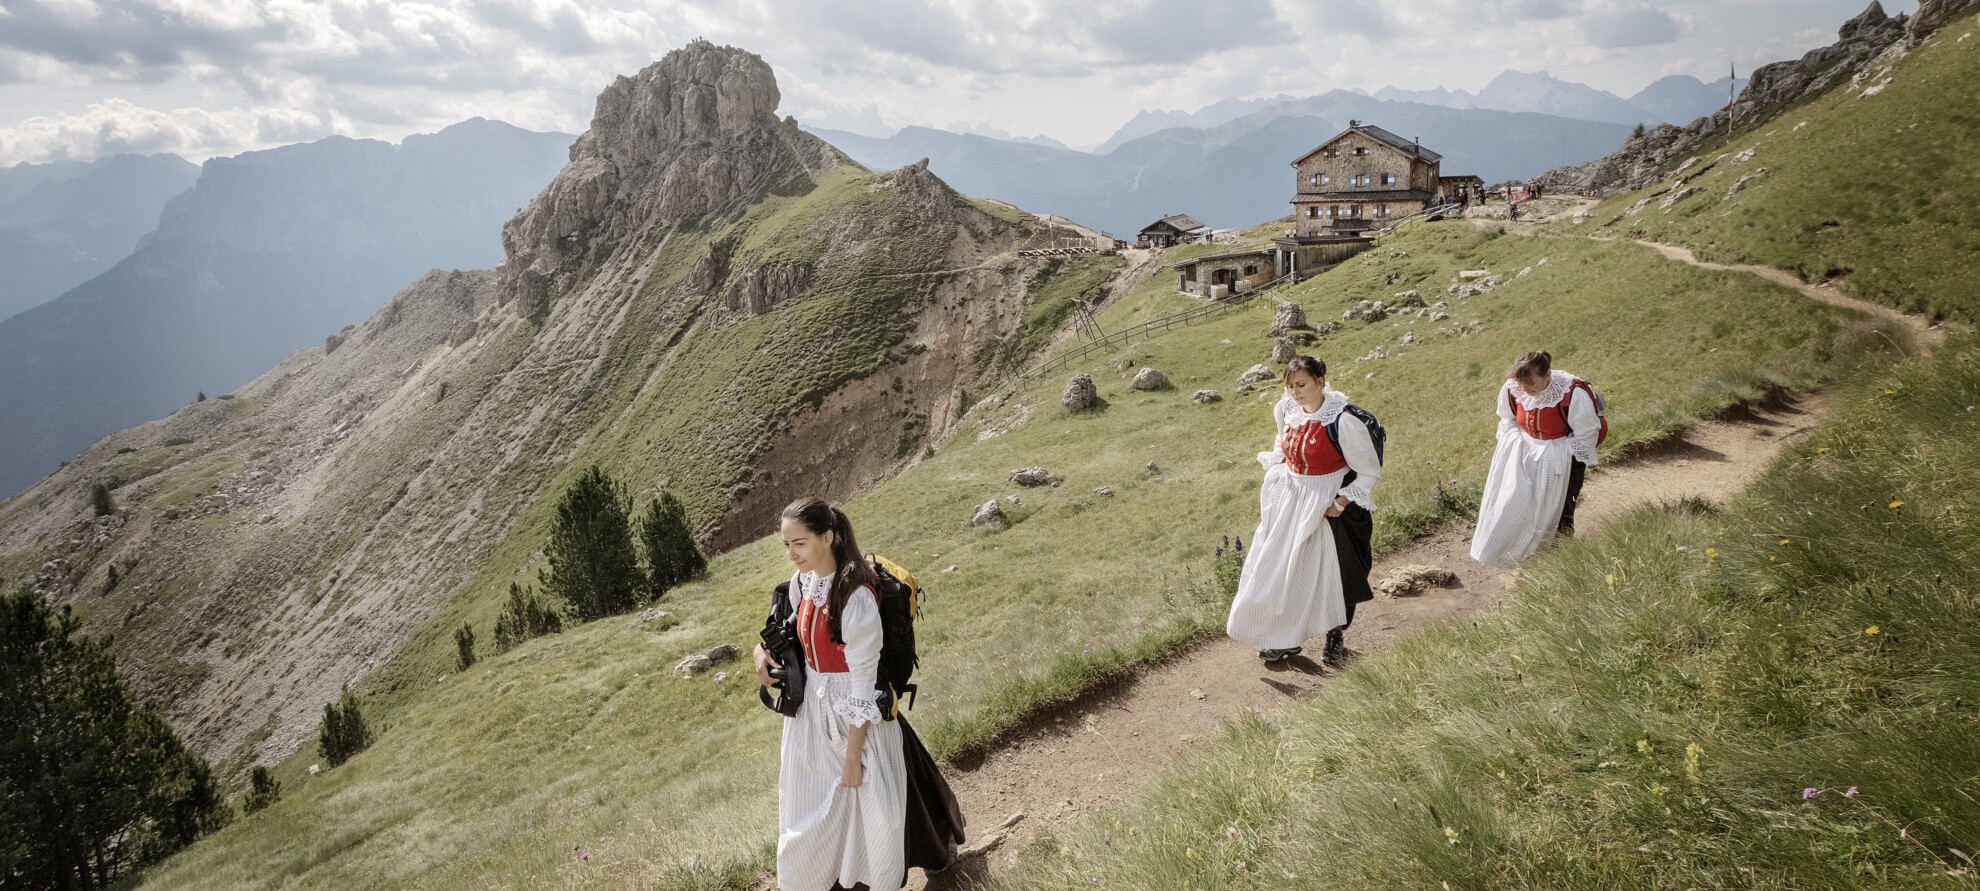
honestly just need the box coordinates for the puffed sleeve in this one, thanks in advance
[832,585,885,727]
[1258,395,1292,468]
[1495,384,1519,440]
[1334,413,1382,510]
[1565,388,1601,467]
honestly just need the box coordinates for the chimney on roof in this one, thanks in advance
[1349,119,1358,127]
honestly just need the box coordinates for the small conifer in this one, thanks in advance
[243,766,282,813]
[454,623,476,671]
[90,481,115,516]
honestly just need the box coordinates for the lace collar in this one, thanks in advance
[796,570,836,608]
[1508,370,1575,410]
[1282,387,1348,426]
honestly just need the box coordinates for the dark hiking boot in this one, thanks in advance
[1258,646,1302,663]
[1322,629,1350,666]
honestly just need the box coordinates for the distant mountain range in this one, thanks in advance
[0,118,572,498]
[810,91,1629,237]
[0,154,202,322]
[1375,70,1746,126]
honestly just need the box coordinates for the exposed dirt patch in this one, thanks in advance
[896,391,1830,890]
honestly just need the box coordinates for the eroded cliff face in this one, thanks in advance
[0,41,1049,769]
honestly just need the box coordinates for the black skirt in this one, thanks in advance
[1328,502,1375,609]
[899,716,966,876]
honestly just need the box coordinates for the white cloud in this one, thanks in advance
[0,0,1902,163]
[0,97,330,162]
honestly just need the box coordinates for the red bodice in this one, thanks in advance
[796,595,849,673]
[1509,389,1573,440]
[1280,420,1347,475]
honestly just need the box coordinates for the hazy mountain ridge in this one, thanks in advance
[0,118,574,499]
[0,43,1046,768]
[0,153,201,322]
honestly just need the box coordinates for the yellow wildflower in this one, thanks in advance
[1705,547,1718,566]
[1779,539,1792,545]
[1866,626,1881,636]
[1685,743,1703,781]
[1817,447,1829,454]
[1890,500,1905,509]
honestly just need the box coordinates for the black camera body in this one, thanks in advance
[758,583,805,717]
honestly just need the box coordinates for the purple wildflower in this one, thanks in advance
[1802,788,1818,800]
[1846,787,1858,797]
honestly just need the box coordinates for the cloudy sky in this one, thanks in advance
[0,0,1907,165]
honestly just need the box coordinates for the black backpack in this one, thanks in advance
[1324,403,1386,489]
[865,555,923,720]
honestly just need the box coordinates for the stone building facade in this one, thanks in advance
[1174,249,1275,298]
[1287,121,1441,236]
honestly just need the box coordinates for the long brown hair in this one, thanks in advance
[782,497,881,642]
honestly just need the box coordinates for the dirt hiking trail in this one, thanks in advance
[884,392,1834,890]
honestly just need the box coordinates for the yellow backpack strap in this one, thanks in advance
[868,554,921,618]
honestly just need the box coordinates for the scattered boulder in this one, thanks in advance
[1062,373,1097,412]
[1659,186,1702,210]
[1458,269,1491,279]
[1394,290,1427,308]
[942,565,959,573]
[1517,266,1533,277]
[1010,467,1051,486]
[1271,337,1297,364]
[1377,564,1460,597]
[1345,300,1390,323]
[1270,302,1307,333]
[1145,462,1160,474]
[1130,367,1171,391]
[1093,486,1113,496]
[639,608,674,623]
[971,499,1005,527]
[1238,364,1277,386]
[674,644,737,677]
[1400,333,1420,345]
[1312,320,1343,336]
[1726,168,1768,199]
[1193,389,1223,404]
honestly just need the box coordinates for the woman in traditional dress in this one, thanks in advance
[1470,350,1601,568]
[754,498,904,891]
[1227,356,1383,664]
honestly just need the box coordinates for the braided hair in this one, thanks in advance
[781,497,881,642]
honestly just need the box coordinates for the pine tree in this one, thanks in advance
[541,465,641,622]
[1630,122,1646,140]
[317,686,373,767]
[243,766,282,814]
[0,587,231,888]
[90,480,115,516]
[493,582,562,653]
[638,491,706,600]
[454,623,477,671]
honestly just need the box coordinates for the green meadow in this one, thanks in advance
[139,208,1876,888]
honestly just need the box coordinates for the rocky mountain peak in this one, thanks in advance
[495,41,838,316]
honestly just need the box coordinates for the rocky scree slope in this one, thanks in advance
[1541,0,1976,194]
[0,41,1045,769]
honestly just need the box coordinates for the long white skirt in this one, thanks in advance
[1470,430,1575,568]
[1226,466,1349,650]
[777,671,906,891]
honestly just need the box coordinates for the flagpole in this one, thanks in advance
[1727,62,1736,146]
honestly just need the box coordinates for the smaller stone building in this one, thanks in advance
[1138,213,1211,248]
[1173,248,1275,298]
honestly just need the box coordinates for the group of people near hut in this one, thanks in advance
[753,349,1603,890]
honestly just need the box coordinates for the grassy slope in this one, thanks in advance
[139,191,1871,888]
[1594,16,1980,322]
[997,335,1980,890]
[988,15,1980,889]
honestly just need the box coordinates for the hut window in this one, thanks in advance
[1306,206,1319,218]
[1383,172,1397,186]
[1320,173,1330,185]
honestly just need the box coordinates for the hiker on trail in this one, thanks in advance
[755,498,965,891]
[1470,350,1605,568]
[1226,356,1382,666]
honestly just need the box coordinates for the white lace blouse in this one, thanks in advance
[1497,370,1601,467]
[1256,387,1383,510]
[790,570,885,727]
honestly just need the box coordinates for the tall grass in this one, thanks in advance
[993,334,1980,890]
